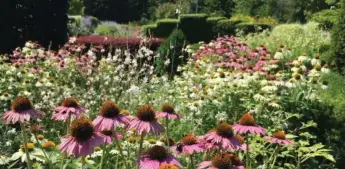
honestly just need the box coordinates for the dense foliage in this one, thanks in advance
[0,0,68,53]
[331,0,345,73]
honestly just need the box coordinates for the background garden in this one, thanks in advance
[0,0,345,169]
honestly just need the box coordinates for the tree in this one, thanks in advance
[331,0,345,73]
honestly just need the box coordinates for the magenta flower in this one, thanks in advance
[198,153,244,169]
[92,100,129,131]
[100,130,122,144]
[265,130,294,145]
[2,96,42,124]
[171,134,204,155]
[138,146,182,169]
[128,105,164,135]
[202,123,241,150]
[52,98,85,121]
[232,112,266,135]
[234,134,249,151]
[59,117,106,157]
[156,104,181,119]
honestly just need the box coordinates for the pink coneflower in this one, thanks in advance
[234,134,248,151]
[92,100,129,131]
[171,134,204,155]
[2,96,41,124]
[232,113,266,135]
[100,130,122,144]
[156,104,181,119]
[202,123,241,150]
[139,146,182,169]
[128,105,164,135]
[265,130,293,145]
[198,153,244,169]
[59,117,106,157]
[52,98,85,121]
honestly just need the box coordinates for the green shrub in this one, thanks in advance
[68,15,99,36]
[331,2,345,73]
[94,21,120,36]
[179,14,208,43]
[156,29,188,79]
[154,19,179,38]
[236,22,273,34]
[215,19,238,36]
[310,9,340,30]
[141,24,157,37]
[206,16,227,40]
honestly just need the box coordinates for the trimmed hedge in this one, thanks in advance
[179,14,208,43]
[206,17,227,40]
[154,19,179,38]
[214,19,239,36]
[141,24,157,37]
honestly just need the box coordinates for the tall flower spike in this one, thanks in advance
[2,96,41,124]
[52,97,85,121]
[232,112,266,135]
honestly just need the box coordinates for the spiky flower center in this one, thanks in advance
[239,113,256,126]
[37,134,45,140]
[70,117,94,142]
[21,143,35,152]
[159,164,179,169]
[215,123,234,138]
[162,104,175,114]
[101,130,114,136]
[136,105,156,121]
[42,141,56,149]
[234,134,244,144]
[148,146,168,161]
[182,135,198,145]
[99,100,120,118]
[211,153,232,169]
[121,109,130,116]
[11,96,33,112]
[226,153,241,166]
[62,98,79,108]
[273,131,286,140]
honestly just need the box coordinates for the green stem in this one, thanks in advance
[114,133,128,169]
[20,122,33,169]
[60,116,71,169]
[138,133,146,169]
[165,117,170,150]
[99,146,106,169]
[81,156,86,169]
[270,145,280,169]
[246,133,250,168]
[189,154,194,169]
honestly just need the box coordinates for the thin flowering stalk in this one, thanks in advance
[60,115,71,169]
[99,146,106,169]
[270,145,280,169]
[138,133,146,164]
[20,122,33,169]
[82,156,86,169]
[246,134,249,168]
[33,134,52,168]
[189,154,194,169]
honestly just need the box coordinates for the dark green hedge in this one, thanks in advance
[206,17,227,40]
[179,14,209,43]
[154,19,179,38]
[214,19,239,36]
[141,24,157,37]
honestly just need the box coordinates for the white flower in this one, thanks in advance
[274,52,284,59]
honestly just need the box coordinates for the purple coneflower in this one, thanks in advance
[2,96,41,124]
[59,117,105,157]
[265,130,293,145]
[202,123,241,151]
[139,146,181,169]
[171,134,204,155]
[156,104,181,119]
[198,153,244,169]
[128,104,164,135]
[92,100,129,131]
[52,98,85,121]
[232,112,266,135]
[232,112,266,167]
[156,104,180,148]
[234,134,248,151]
